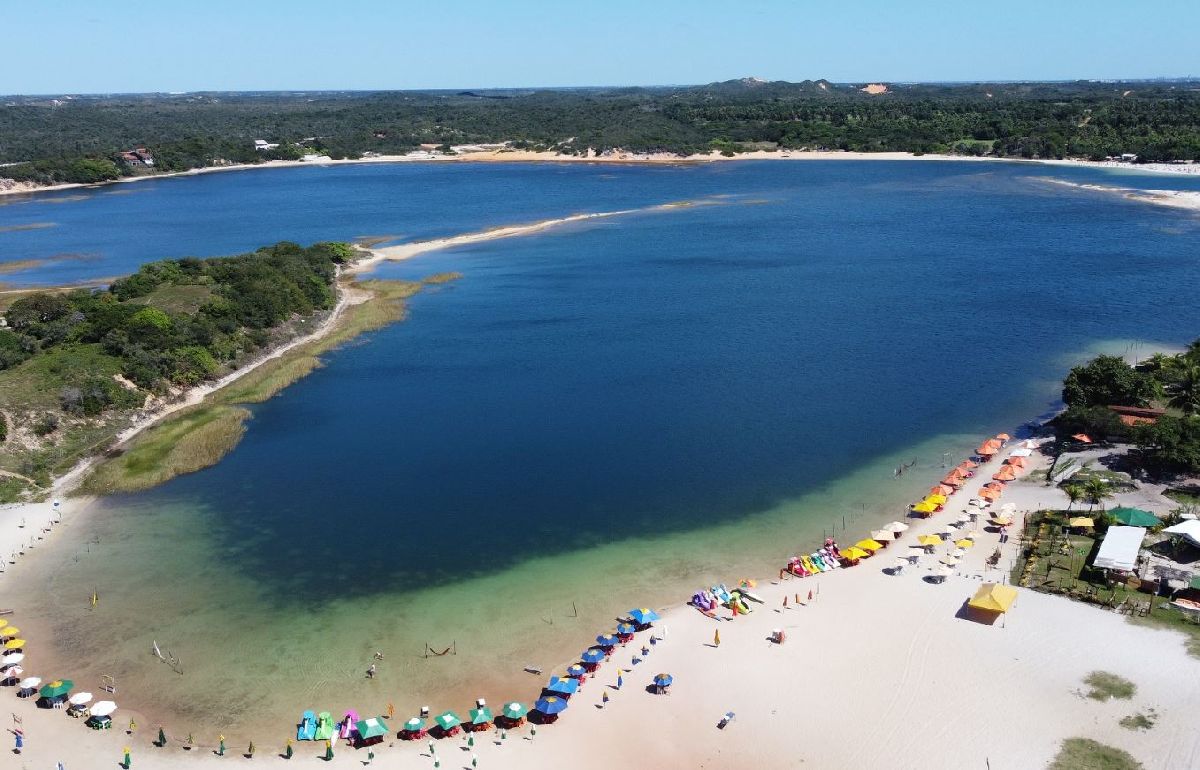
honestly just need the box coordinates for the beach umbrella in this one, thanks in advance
[992,466,1017,482]
[978,489,1001,501]
[840,546,870,560]
[0,627,19,638]
[1110,507,1161,527]
[4,639,25,650]
[954,539,974,549]
[546,676,579,695]
[870,529,895,542]
[403,716,425,732]
[355,717,389,740]
[976,443,998,456]
[930,485,954,497]
[927,494,948,506]
[62,690,90,706]
[653,673,673,687]
[0,652,22,668]
[961,458,979,468]
[565,664,587,678]
[912,500,938,514]
[580,649,606,664]
[502,702,527,720]
[616,623,637,635]
[940,555,960,566]
[1068,517,1095,528]
[91,700,118,717]
[533,696,568,716]
[854,539,884,552]
[968,583,1018,613]
[951,548,967,558]
[886,521,909,533]
[1000,502,1017,512]
[1006,456,1027,468]
[434,711,462,731]
[628,608,660,625]
[963,530,981,540]
[991,515,1013,526]
[1071,433,1093,444]
[0,620,7,630]
[468,706,493,726]
[17,676,40,692]
[595,633,620,647]
[996,433,1011,441]
[917,535,943,547]
[39,678,73,699]
[937,565,954,578]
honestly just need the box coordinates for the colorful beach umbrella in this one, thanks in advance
[913,500,938,514]
[580,649,605,664]
[434,711,462,731]
[468,707,493,726]
[0,627,19,638]
[927,494,948,506]
[616,623,637,635]
[628,608,660,624]
[546,676,579,695]
[502,702,527,720]
[961,458,979,468]
[996,433,1011,441]
[595,633,619,647]
[39,679,73,699]
[1006,456,1027,468]
[533,696,568,716]
[565,664,587,678]
[930,484,954,497]
[992,466,1016,482]
[1071,433,1093,444]
[653,673,674,687]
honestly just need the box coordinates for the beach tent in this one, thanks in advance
[1110,507,1162,527]
[968,583,1018,613]
[1093,526,1147,572]
[1163,520,1200,547]
[1068,517,1095,528]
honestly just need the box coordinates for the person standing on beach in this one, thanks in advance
[367,663,377,678]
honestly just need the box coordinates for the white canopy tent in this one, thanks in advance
[1163,520,1200,548]
[1093,526,1147,571]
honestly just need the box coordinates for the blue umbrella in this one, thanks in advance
[595,633,619,647]
[653,673,673,687]
[565,665,586,678]
[616,623,637,635]
[533,696,568,716]
[546,676,579,695]
[580,649,605,664]
[628,608,660,624]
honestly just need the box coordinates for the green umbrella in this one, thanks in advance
[434,711,462,731]
[469,706,493,725]
[355,717,389,740]
[403,717,425,731]
[1110,507,1161,527]
[39,679,74,699]
[501,702,527,719]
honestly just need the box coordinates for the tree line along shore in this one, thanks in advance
[3,78,1200,187]
[0,242,459,503]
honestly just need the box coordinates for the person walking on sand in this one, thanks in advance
[14,730,24,754]
[367,663,377,679]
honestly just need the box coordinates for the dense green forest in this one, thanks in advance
[1054,342,1200,475]
[2,79,1199,184]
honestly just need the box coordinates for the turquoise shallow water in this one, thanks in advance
[1,160,1199,739]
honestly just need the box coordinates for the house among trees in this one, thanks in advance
[1107,404,1165,427]
[254,139,280,151]
[119,147,155,166]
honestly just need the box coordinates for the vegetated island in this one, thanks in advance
[3,78,1200,191]
[0,241,459,502]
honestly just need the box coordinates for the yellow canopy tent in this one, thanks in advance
[855,539,884,552]
[917,534,943,546]
[1068,517,1095,528]
[968,583,1018,613]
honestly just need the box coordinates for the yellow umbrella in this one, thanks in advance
[840,547,869,561]
[912,501,937,514]
[0,627,19,637]
[1068,517,1095,528]
[854,539,884,552]
[0,619,8,629]
[927,494,948,506]
[954,539,974,549]
[917,534,943,546]
[5,639,26,650]
[991,515,1013,526]
[967,583,1018,613]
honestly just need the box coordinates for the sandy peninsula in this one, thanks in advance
[4,435,1199,769]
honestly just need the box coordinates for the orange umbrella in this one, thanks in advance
[946,467,967,479]
[960,459,979,468]
[941,475,964,488]
[995,433,1011,441]
[929,484,954,497]
[1005,456,1027,468]
[976,444,998,456]
[1071,433,1092,444]
[993,466,1016,482]
[978,488,1001,501]
[984,481,1005,491]
[955,462,975,474]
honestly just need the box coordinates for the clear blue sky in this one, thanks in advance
[5,0,1198,94]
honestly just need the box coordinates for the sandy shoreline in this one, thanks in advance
[5,437,1198,768]
[1037,177,1200,213]
[3,149,1199,199]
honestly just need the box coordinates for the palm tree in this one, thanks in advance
[1081,477,1113,513]
[1063,483,1084,511]
[1168,364,1200,415]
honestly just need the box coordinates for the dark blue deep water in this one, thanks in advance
[5,161,1200,601]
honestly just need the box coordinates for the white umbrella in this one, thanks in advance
[0,652,22,668]
[940,555,960,566]
[887,521,909,533]
[3,665,22,679]
[963,530,981,540]
[1000,503,1017,513]
[90,700,117,717]
[937,565,954,577]
[870,529,895,541]
[68,692,93,706]
[969,498,986,508]
[1010,447,1032,457]
[18,676,41,689]
[952,548,967,558]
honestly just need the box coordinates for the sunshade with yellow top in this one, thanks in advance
[917,534,943,546]
[926,494,948,506]
[912,500,938,514]
[855,539,885,552]
[4,639,26,650]
[991,515,1013,526]
[954,539,975,549]
[0,627,19,638]
[0,619,7,629]
[967,583,1018,613]
[840,547,870,561]
[1068,517,1095,528]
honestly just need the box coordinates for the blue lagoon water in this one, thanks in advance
[3,160,1199,735]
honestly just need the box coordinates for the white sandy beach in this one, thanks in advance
[5,439,1198,769]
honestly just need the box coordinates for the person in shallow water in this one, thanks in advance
[366,663,377,678]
